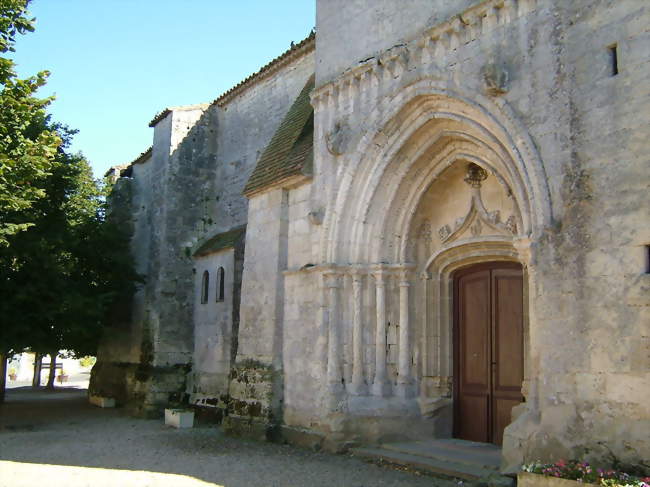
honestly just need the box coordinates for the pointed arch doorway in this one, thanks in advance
[453,261,524,446]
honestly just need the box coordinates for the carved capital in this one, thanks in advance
[323,269,342,288]
[372,269,388,287]
[514,237,532,266]
[350,267,364,284]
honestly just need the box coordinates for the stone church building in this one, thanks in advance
[92,0,649,473]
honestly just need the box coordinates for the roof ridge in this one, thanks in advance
[148,103,211,128]
[212,31,315,108]
[130,146,153,165]
[148,33,314,128]
[193,225,247,257]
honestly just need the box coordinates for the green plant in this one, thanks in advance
[79,356,96,368]
[522,460,650,487]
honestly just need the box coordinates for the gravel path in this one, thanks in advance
[0,387,457,487]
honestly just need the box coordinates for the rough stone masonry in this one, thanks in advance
[92,0,650,474]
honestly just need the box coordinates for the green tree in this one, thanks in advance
[0,1,139,400]
[0,0,60,245]
[0,125,140,392]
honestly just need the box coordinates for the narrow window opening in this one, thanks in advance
[201,271,209,304]
[608,44,618,76]
[645,245,650,274]
[216,267,225,302]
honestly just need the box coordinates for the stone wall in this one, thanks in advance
[271,0,649,469]
[93,46,315,416]
[94,0,648,473]
[315,0,480,84]
[523,0,649,471]
[91,155,157,412]
[227,188,289,437]
[189,247,237,419]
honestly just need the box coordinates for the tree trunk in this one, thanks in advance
[46,352,57,390]
[32,352,42,387]
[0,353,7,403]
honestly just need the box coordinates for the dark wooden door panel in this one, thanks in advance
[460,273,490,389]
[454,262,523,446]
[492,270,524,393]
[456,269,490,442]
[492,397,521,446]
[458,394,490,443]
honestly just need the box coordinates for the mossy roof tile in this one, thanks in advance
[243,74,315,197]
[193,226,246,258]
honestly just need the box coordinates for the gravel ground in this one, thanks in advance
[0,387,457,487]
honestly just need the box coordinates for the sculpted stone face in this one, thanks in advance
[326,120,351,156]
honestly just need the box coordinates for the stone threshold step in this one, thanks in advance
[351,446,498,480]
[382,441,501,470]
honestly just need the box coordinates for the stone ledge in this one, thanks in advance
[517,472,582,487]
[280,425,326,451]
[89,395,115,408]
[223,415,270,442]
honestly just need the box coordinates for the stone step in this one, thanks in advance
[382,440,501,471]
[351,446,499,480]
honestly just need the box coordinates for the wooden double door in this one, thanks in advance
[453,262,524,446]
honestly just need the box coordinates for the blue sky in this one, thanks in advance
[12,0,315,178]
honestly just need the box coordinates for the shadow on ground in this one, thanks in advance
[0,387,454,487]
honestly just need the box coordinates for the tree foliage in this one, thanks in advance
[0,0,60,244]
[0,125,140,358]
[0,2,141,383]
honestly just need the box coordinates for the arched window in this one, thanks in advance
[201,270,209,304]
[216,267,225,302]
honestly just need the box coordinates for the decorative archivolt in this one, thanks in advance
[321,79,552,265]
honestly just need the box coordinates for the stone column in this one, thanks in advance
[372,269,390,396]
[397,269,414,397]
[325,271,344,398]
[419,271,436,397]
[349,271,366,394]
[318,272,329,381]
[515,237,536,409]
[420,271,431,383]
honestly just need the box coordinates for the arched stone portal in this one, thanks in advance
[318,82,548,455]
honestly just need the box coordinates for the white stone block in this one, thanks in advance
[165,408,194,429]
[89,395,115,408]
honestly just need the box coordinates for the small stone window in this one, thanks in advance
[216,267,225,302]
[201,271,209,304]
[645,245,650,274]
[608,44,619,76]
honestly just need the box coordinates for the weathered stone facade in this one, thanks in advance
[93,0,649,474]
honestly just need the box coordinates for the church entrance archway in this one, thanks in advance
[453,261,524,446]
